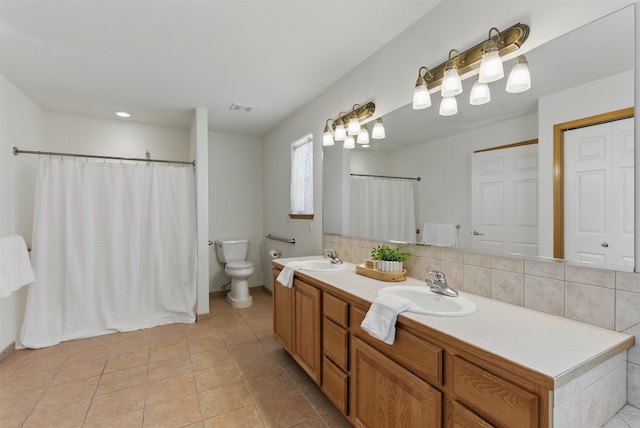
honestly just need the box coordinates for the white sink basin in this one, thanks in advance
[300,260,347,272]
[377,285,477,317]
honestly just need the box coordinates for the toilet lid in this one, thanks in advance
[226,261,253,270]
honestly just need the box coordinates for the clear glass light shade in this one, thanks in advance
[412,84,431,110]
[347,117,360,136]
[371,119,385,139]
[343,135,355,149]
[506,56,531,93]
[334,123,346,141]
[469,80,491,105]
[478,39,504,83]
[441,68,462,97]
[322,130,334,146]
[439,96,458,116]
[357,125,369,144]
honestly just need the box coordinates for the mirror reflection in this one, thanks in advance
[322,6,635,268]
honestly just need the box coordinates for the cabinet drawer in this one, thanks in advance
[324,293,349,327]
[322,356,348,415]
[452,402,495,428]
[452,356,538,428]
[351,306,442,386]
[323,318,348,371]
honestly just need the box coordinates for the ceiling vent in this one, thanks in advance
[229,103,253,113]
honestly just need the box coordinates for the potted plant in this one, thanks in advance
[370,244,411,273]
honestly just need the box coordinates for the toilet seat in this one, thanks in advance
[226,261,253,270]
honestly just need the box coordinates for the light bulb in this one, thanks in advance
[413,84,431,110]
[322,131,334,146]
[439,96,458,116]
[334,123,346,141]
[371,118,385,139]
[479,39,504,83]
[469,79,491,105]
[347,117,360,136]
[357,125,369,144]
[506,55,531,93]
[441,64,462,97]
[343,135,355,149]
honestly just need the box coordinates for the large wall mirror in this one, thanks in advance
[322,5,635,270]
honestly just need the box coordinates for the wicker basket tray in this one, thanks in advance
[355,264,407,282]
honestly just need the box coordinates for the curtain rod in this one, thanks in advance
[13,147,195,166]
[350,173,421,182]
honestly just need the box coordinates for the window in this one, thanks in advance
[290,134,313,218]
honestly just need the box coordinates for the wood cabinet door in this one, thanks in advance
[272,269,293,353]
[351,337,441,428]
[293,278,322,384]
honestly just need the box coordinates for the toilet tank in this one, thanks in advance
[215,239,249,263]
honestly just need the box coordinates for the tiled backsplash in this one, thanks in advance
[322,234,640,407]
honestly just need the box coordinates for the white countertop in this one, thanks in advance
[274,256,633,387]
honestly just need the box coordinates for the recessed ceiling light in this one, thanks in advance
[114,111,131,118]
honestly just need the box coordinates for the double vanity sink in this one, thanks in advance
[297,259,477,317]
[273,255,634,427]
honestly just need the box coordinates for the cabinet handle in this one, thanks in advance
[601,242,609,248]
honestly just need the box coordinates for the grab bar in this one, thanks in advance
[266,234,295,245]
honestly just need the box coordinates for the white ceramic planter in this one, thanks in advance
[378,261,403,273]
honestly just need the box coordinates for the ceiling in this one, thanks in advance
[373,5,635,152]
[0,0,443,136]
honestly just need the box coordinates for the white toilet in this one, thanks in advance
[215,239,254,308]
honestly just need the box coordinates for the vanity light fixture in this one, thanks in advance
[441,50,463,97]
[410,23,529,113]
[506,55,531,93]
[469,79,491,105]
[322,119,335,146]
[323,102,380,149]
[357,125,370,144]
[412,66,433,110]
[371,118,385,139]
[478,28,505,83]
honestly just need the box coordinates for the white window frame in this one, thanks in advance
[289,133,314,218]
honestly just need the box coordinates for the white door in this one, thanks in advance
[471,144,539,255]
[564,117,634,267]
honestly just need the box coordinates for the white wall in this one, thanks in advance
[262,1,634,288]
[208,131,264,292]
[538,70,634,257]
[0,74,44,352]
[192,108,210,315]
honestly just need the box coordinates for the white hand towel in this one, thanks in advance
[360,294,419,345]
[276,261,305,288]
[0,235,35,298]
[422,223,438,245]
[435,223,458,247]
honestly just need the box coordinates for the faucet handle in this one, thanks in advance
[428,270,446,282]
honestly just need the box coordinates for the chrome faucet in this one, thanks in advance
[323,248,343,264]
[426,270,458,297]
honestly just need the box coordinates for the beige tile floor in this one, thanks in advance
[0,290,351,428]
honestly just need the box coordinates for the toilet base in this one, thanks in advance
[226,278,253,308]
[226,293,253,308]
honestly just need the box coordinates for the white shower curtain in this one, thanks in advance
[21,157,197,348]
[348,176,416,242]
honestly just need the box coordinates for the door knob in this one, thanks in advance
[601,242,609,248]
[472,230,484,236]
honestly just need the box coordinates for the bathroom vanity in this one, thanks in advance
[272,257,633,427]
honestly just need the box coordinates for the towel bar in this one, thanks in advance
[266,234,295,245]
